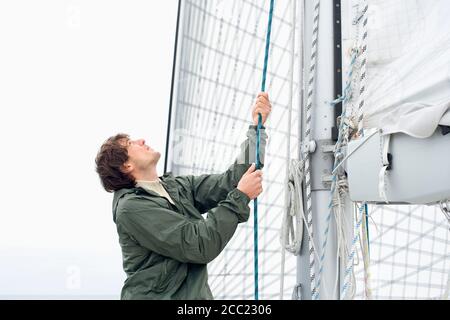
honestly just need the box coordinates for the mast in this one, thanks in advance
[296,0,340,300]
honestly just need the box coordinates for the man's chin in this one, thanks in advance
[153,151,161,163]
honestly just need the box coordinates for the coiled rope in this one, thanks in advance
[254,0,274,301]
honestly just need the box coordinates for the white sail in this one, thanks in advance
[342,0,450,299]
[343,0,450,138]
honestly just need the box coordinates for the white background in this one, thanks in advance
[0,0,177,298]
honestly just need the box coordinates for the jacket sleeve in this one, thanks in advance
[185,125,268,213]
[116,188,251,264]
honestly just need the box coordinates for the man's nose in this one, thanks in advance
[138,139,145,146]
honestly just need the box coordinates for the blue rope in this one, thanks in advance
[364,203,370,258]
[261,0,274,93]
[254,0,274,301]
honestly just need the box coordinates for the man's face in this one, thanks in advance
[122,138,161,171]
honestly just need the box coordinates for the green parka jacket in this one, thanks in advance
[112,125,267,299]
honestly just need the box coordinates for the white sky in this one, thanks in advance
[0,0,177,298]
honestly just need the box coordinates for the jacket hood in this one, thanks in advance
[112,188,135,223]
[112,172,175,223]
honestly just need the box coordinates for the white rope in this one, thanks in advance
[335,179,357,298]
[315,27,364,299]
[281,160,305,256]
[281,158,339,299]
[356,0,368,136]
[341,202,367,299]
[280,0,297,300]
[303,0,321,300]
[360,204,373,299]
[339,0,372,299]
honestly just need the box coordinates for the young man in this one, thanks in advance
[95,93,271,299]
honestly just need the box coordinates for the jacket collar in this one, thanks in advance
[159,172,183,212]
[112,172,182,222]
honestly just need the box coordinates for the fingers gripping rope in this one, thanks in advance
[254,0,274,301]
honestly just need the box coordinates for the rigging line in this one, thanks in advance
[303,0,321,300]
[207,10,301,291]
[254,0,274,301]
[216,166,332,294]
[195,0,298,294]
[212,150,313,286]
[360,202,373,299]
[182,35,294,84]
[341,202,367,299]
[243,0,293,27]
[331,129,378,175]
[356,0,368,136]
[316,42,361,299]
[365,203,370,257]
[204,0,274,296]
[262,2,295,296]
[209,0,265,298]
[188,0,292,55]
[209,139,304,276]
[211,234,300,293]
[213,197,324,295]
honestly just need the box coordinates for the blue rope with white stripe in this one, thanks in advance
[365,203,370,258]
[254,0,274,301]
[315,48,358,298]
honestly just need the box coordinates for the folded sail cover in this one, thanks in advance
[362,0,450,138]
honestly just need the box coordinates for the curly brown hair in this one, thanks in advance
[95,133,135,192]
